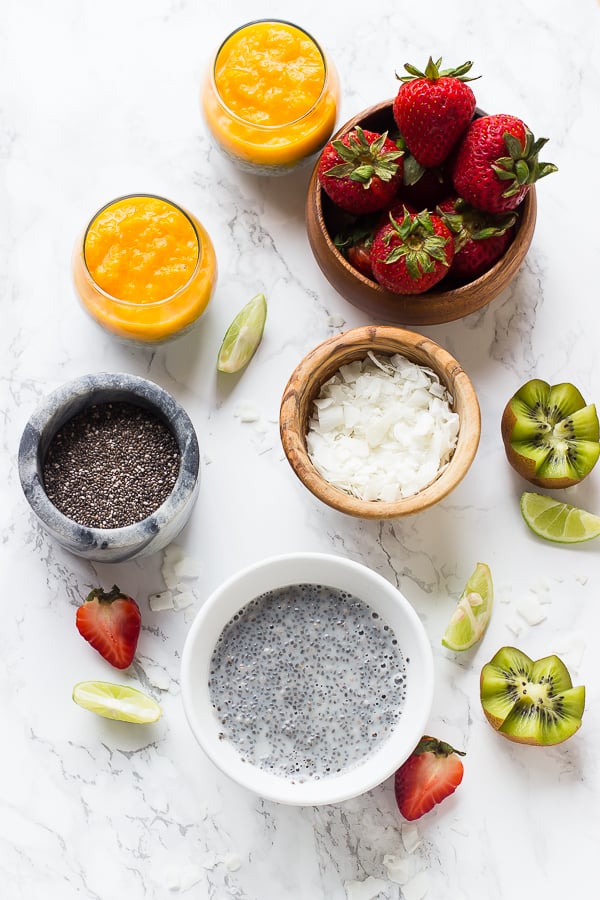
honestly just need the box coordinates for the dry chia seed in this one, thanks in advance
[42,401,181,529]
[208,584,407,781]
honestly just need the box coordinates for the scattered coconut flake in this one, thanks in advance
[402,870,429,900]
[173,590,195,611]
[149,590,175,612]
[220,853,241,872]
[515,594,547,626]
[401,821,422,853]
[344,876,389,900]
[306,353,459,502]
[184,606,197,624]
[552,634,586,671]
[203,454,213,465]
[505,616,523,637]
[497,583,513,604]
[236,405,259,423]
[383,854,412,885]
[575,574,588,586]
[146,666,171,691]
[166,868,181,891]
[531,577,551,594]
[173,556,203,579]
[162,564,179,590]
[328,314,346,328]
[164,544,186,564]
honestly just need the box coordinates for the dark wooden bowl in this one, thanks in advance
[306,100,537,325]
[280,325,481,518]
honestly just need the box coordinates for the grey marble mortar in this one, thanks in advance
[18,372,200,562]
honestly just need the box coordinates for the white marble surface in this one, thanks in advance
[2,0,599,897]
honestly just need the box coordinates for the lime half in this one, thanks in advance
[73,681,162,724]
[520,491,600,543]
[442,562,493,651]
[217,292,267,373]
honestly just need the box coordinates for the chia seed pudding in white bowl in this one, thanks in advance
[181,552,434,806]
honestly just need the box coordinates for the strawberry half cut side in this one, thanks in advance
[76,584,142,670]
[394,735,466,821]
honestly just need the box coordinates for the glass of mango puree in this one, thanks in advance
[73,195,217,344]
[202,19,339,175]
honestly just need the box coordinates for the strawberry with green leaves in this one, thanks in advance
[370,206,454,294]
[318,126,404,214]
[437,195,517,280]
[393,57,478,169]
[394,736,466,821]
[451,114,557,213]
[334,221,376,279]
[76,585,142,669]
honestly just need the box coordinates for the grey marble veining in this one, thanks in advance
[1,0,600,898]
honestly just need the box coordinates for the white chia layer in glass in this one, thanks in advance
[208,583,407,781]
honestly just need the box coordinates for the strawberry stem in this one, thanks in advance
[85,584,128,604]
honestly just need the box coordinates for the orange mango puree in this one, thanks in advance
[74,196,217,343]
[203,21,338,168]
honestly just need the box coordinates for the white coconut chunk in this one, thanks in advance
[149,590,175,612]
[161,564,178,589]
[344,876,389,900]
[505,616,523,637]
[552,634,586,671]
[401,821,422,853]
[402,870,430,900]
[383,854,412,884]
[328,314,346,328]
[221,853,241,872]
[575,573,588,585]
[146,666,171,691]
[173,557,203,579]
[164,544,185,564]
[174,591,195,611]
[238,408,260,423]
[516,594,547,626]
[166,868,181,891]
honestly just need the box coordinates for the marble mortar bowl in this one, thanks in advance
[181,552,434,806]
[18,372,200,562]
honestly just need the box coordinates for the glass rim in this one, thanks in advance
[210,19,330,131]
[81,193,203,308]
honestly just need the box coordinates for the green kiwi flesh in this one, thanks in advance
[480,646,585,745]
[501,379,600,487]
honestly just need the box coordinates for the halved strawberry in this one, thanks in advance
[394,735,465,821]
[76,585,142,669]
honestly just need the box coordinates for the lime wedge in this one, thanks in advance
[520,491,600,543]
[442,562,493,651]
[217,292,267,373]
[72,681,162,724]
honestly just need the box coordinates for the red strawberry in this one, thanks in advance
[393,57,478,168]
[370,207,454,294]
[394,735,466,821]
[451,114,557,213]
[437,195,517,280]
[318,126,404,214]
[76,585,141,669]
[334,221,376,279]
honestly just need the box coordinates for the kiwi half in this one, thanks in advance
[480,646,585,746]
[501,378,600,488]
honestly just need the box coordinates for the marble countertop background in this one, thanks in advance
[2,1,599,897]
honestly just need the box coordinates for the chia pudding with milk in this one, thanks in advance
[208,583,407,781]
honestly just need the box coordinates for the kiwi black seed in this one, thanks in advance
[501,378,600,488]
[480,646,585,746]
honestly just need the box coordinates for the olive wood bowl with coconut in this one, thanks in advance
[305,100,537,325]
[279,325,480,518]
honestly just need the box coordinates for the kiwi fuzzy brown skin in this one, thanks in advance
[500,379,600,488]
[480,646,585,746]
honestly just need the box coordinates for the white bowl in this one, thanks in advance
[180,552,434,806]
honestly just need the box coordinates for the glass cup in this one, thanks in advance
[202,19,339,175]
[73,194,217,345]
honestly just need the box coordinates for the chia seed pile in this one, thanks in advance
[208,584,407,781]
[42,401,181,529]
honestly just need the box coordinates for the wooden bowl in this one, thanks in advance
[306,100,537,325]
[280,325,481,518]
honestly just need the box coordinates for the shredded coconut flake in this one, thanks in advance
[515,594,547,626]
[344,876,389,900]
[307,353,459,502]
[401,820,422,853]
[383,854,412,884]
[149,590,175,612]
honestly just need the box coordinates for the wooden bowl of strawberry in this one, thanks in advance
[306,58,556,325]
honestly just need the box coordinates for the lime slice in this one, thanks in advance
[442,562,493,651]
[520,491,600,543]
[72,681,162,724]
[217,292,267,373]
